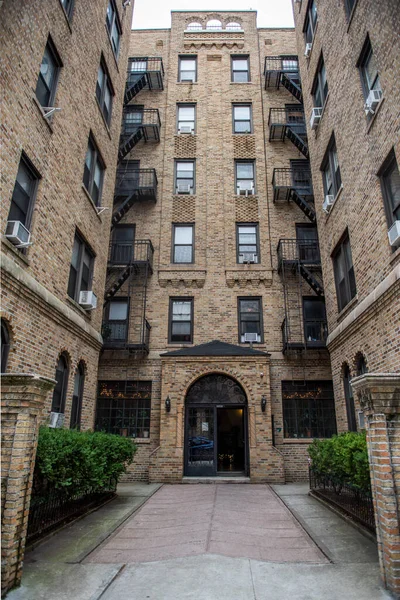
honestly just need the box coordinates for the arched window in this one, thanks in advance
[187,22,202,31]
[343,365,357,431]
[206,19,222,30]
[226,22,241,31]
[70,362,85,430]
[51,354,69,414]
[1,319,10,373]
[356,354,368,376]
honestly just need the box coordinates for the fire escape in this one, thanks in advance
[265,56,327,354]
[102,57,164,356]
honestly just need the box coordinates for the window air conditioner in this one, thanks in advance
[49,412,65,429]
[388,220,400,247]
[79,290,98,310]
[5,220,31,247]
[364,89,382,114]
[310,107,323,130]
[323,195,334,214]
[239,253,258,264]
[244,333,259,343]
[181,78,195,83]
[176,183,192,194]
[237,183,254,196]
[178,125,194,134]
[304,43,312,58]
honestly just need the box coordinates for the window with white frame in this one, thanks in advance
[236,161,255,195]
[177,105,195,133]
[175,161,195,194]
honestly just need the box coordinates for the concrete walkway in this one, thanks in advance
[8,482,391,600]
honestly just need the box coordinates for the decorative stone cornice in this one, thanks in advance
[351,373,400,415]
[158,269,206,288]
[225,269,273,288]
[184,42,245,50]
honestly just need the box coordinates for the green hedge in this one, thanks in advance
[33,427,136,498]
[308,431,371,492]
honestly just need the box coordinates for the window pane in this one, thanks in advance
[237,163,253,178]
[172,322,191,336]
[96,65,104,101]
[174,246,192,263]
[233,59,248,71]
[365,50,378,89]
[387,162,400,211]
[114,227,134,242]
[176,162,194,174]
[181,60,196,71]
[234,106,250,120]
[240,300,260,313]
[178,106,195,120]
[233,71,248,83]
[109,302,128,320]
[173,301,191,319]
[40,47,56,89]
[304,299,325,320]
[175,226,193,244]
[131,60,147,72]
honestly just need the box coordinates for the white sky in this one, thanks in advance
[132,0,295,29]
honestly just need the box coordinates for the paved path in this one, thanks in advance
[86,484,327,564]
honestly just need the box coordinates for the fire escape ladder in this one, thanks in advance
[299,265,324,297]
[104,264,138,304]
[124,73,148,104]
[118,128,144,162]
[280,73,303,102]
[289,189,316,223]
[111,192,140,228]
[285,127,309,159]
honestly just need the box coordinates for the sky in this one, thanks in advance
[132,0,295,29]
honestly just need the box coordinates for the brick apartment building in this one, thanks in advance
[1,0,133,428]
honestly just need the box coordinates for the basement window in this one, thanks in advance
[96,381,151,438]
[282,381,336,439]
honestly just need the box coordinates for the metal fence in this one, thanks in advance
[27,480,116,544]
[309,468,375,533]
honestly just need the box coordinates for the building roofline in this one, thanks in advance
[170,9,257,13]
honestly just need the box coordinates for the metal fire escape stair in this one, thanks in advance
[104,264,138,304]
[111,193,140,228]
[289,189,316,223]
[124,73,148,104]
[281,73,303,102]
[118,128,144,162]
[299,265,324,297]
[285,127,309,159]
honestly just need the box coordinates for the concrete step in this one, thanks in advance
[182,477,251,484]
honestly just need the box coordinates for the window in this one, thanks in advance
[96,58,114,126]
[344,0,356,18]
[83,135,105,205]
[236,161,255,195]
[233,104,252,134]
[312,56,328,108]
[7,154,40,230]
[332,232,357,312]
[106,0,122,58]
[303,297,327,345]
[343,366,357,431]
[379,150,400,227]
[1,319,10,373]
[303,0,318,45]
[238,298,263,343]
[67,233,94,302]
[70,362,85,429]
[296,224,320,262]
[358,36,381,99]
[177,104,196,133]
[51,354,69,414]
[206,19,222,30]
[226,22,242,31]
[173,224,194,263]
[111,225,135,264]
[187,22,203,31]
[282,381,336,439]
[237,224,259,263]
[356,354,368,376]
[60,0,74,19]
[179,56,197,82]
[169,298,193,343]
[321,136,341,198]
[103,299,129,342]
[123,105,144,135]
[35,37,62,108]
[231,56,250,82]
[175,160,195,194]
[281,56,299,73]
[96,381,151,438]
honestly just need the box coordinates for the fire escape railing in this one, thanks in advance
[125,57,164,104]
[268,107,309,159]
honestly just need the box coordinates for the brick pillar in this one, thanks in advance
[351,373,400,597]
[1,374,55,597]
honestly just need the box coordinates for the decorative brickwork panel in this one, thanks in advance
[172,196,196,221]
[235,196,259,222]
[233,135,256,158]
[174,135,197,158]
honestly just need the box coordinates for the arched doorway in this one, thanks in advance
[184,374,249,477]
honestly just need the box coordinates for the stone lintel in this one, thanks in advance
[351,373,400,415]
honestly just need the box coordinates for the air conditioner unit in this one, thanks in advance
[79,290,97,310]
[323,195,334,213]
[181,78,195,83]
[239,253,258,264]
[388,220,400,247]
[310,107,323,130]
[364,89,382,114]
[178,125,194,134]
[304,43,312,58]
[176,183,192,194]
[237,183,254,196]
[49,412,65,429]
[5,220,31,247]
[244,333,259,343]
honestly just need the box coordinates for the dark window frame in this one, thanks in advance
[232,103,253,134]
[235,160,256,195]
[332,230,357,312]
[343,365,357,431]
[51,353,69,414]
[168,297,194,344]
[282,380,337,439]
[356,354,368,376]
[1,319,10,373]
[172,223,195,264]
[96,55,114,126]
[231,55,250,83]
[237,296,263,344]
[311,54,328,108]
[236,222,259,263]
[176,103,196,133]
[344,0,357,20]
[178,55,198,83]
[303,0,318,45]
[302,296,327,346]
[7,153,41,231]
[96,380,152,439]
[321,135,341,197]
[35,36,63,108]
[70,362,85,430]
[174,159,195,194]
[378,149,400,228]
[103,297,130,342]
[67,231,95,302]
[110,224,135,264]
[83,133,106,206]
[59,0,74,20]
[357,35,381,100]
[106,0,122,59]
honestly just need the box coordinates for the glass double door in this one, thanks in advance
[184,405,247,477]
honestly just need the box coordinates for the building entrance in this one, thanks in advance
[184,374,248,477]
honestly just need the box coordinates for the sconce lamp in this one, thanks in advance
[261,395,267,412]
[165,396,171,413]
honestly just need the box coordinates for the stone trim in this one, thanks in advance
[351,373,400,415]
[158,269,206,288]
[226,269,273,288]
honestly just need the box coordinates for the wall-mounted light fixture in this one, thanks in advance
[261,395,267,412]
[165,396,171,412]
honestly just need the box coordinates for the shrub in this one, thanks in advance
[33,427,136,498]
[308,431,371,492]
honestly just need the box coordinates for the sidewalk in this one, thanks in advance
[8,482,391,600]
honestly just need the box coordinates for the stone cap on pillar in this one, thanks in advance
[351,373,400,415]
[1,373,56,411]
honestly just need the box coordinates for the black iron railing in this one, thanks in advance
[127,57,164,84]
[115,168,157,199]
[121,108,161,137]
[102,318,151,351]
[109,239,154,269]
[309,468,375,534]
[264,56,299,75]
[27,480,116,544]
[273,168,312,196]
[102,321,128,342]
[304,319,328,344]
[268,107,305,127]
[278,238,321,267]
